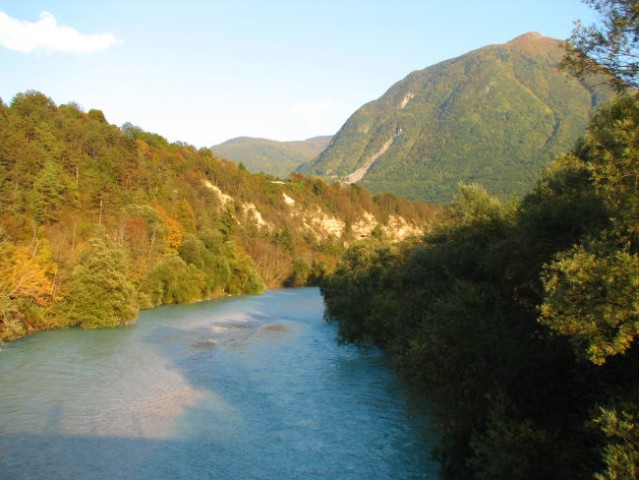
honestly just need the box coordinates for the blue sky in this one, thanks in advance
[0,1,597,146]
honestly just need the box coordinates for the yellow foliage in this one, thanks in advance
[164,216,184,251]
[155,205,185,252]
[0,245,54,306]
[0,243,56,340]
[136,139,151,157]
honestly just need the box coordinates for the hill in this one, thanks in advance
[213,135,332,178]
[299,32,614,203]
[0,91,439,341]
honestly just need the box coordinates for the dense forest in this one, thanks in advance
[321,89,639,479]
[320,3,639,478]
[0,91,438,341]
[321,90,639,479]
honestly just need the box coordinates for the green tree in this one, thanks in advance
[30,160,78,223]
[577,94,639,246]
[541,93,639,364]
[593,403,639,480]
[322,178,601,478]
[285,258,310,287]
[66,237,138,329]
[143,253,206,305]
[541,242,639,365]
[227,255,264,295]
[562,0,639,91]
[178,233,231,294]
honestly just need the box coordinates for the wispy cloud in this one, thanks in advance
[0,11,122,54]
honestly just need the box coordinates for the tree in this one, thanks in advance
[142,253,206,305]
[0,241,55,340]
[31,160,78,223]
[66,237,138,329]
[541,242,639,365]
[540,93,639,364]
[562,0,639,91]
[285,258,310,287]
[576,93,639,246]
[593,404,639,480]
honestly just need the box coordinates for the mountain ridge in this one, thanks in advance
[213,135,332,178]
[298,32,614,203]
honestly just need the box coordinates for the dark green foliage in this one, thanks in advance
[593,401,639,480]
[227,255,264,295]
[541,93,639,366]
[322,186,596,478]
[285,258,311,287]
[300,33,614,203]
[143,254,206,305]
[66,237,138,329]
[320,94,639,479]
[30,160,79,223]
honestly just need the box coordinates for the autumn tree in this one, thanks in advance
[0,240,56,340]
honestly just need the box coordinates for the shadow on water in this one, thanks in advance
[0,288,439,480]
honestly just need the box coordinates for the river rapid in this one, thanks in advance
[0,288,438,479]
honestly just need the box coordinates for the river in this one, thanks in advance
[0,288,438,479]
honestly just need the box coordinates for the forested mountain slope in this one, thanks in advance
[213,135,331,178]
[0,91,439,341]
[299,32,614,202]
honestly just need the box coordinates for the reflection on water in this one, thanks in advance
[0,288,438,479]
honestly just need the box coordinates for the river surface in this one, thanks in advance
[0,288,438,479]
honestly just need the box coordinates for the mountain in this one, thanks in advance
[213,135,332,178]
[0,91,439,341]
[298,32,614,203]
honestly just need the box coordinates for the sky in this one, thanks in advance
[0,1,598,147]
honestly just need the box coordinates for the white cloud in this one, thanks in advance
[0,11,122,54]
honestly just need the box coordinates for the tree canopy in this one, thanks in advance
[562,0,639,91]
[321,92,639,479]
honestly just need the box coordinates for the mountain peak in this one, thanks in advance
[299,33,613,203]
[509,31,545,42]
[505,31,562,51]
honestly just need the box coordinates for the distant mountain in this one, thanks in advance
[298,32,614,203]
[213,136,332,178]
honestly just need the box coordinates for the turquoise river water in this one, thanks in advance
[0,288,438,479]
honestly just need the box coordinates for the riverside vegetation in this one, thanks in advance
[321,4,639,477]
[321,84,639,480]
[0,91,438,341]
